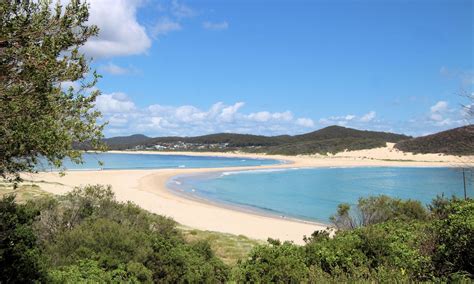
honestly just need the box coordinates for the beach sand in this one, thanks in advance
[24,143,472,245]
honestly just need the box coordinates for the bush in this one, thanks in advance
[28,185,229,283]
[431,198,474,277]
[4,184,472,282]
[147,237,229,282]
[0,194,47,283]
[330,195,428,230]
[234,241,309,282]
[48,259,153,283]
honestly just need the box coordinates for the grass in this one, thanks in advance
[0,183,51,203]
[179,225,263,265]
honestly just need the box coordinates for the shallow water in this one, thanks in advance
[37,152,279,171]
[170,167,473,223]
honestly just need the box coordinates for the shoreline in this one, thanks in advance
[166,172,330,227]
[24,145,472,244]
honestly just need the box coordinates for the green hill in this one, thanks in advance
[99,126,411,155]
[394,125,474,155]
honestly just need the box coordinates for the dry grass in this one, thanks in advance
[0,183,51,203]
[180,225,263,265]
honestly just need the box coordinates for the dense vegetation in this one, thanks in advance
[395,125,474,155]
[1,186,229,282]
[1,186,472,282]
[95,125,411,155]
[0,0,105,183]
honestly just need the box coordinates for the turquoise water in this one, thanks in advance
[169,167,473,223]
[37,153,279,171]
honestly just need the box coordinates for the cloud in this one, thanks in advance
[360,111,376,122]
[99,63,131,75]
[95,93,136,113]
[81,0,151,58]
[152,17,182,37]
[439,66,474,87]
[203,21,229,31]
[430,101,448,113]
[319,111,375,126]
[171,0,196,18]
[246,111,293,122]
[96,97,316,136]
[429,101,451,123]
[296,118,315,128]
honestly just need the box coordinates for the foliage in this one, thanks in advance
[0,0,105,183]
[0,185,229,283]
[48,259,152,283]
[431,198,474,277]
[95,125,410,155]
[181,226,262,266]
[233,197,473,282]
[330,195,428,230]
[395,125,474,155]
[147,237,229,283]
[234,240,309,283]
[0,194,47,282]
[1,184,472,282]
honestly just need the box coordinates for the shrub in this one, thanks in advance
[0,194,47,283]
[330,195,428,229]
[147,236,229,282]
[30,185,229,282]
[234,241,309,282]
[431,198,474,277]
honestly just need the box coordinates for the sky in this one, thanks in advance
[70,0,473,137]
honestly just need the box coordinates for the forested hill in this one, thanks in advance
[394,125,474,155]
[91,126,411,155]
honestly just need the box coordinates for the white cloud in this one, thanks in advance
[95,92,136,113]
[99,63,130,75]
[203,21,229,31]
[430,101,448,113]
[96,97,318,136]
[152,17,182,37]
[171,0,195,18]
[429,113,443,122]
[247,111,293,122]
[319,112,371,125]
[82,0,151,58]
[296,118,315,128]
[219,102,245,122]
[360,111,376,122]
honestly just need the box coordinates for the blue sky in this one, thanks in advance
[73,0,473,137]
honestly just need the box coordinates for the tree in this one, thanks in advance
[0,0,105,183]
[0,194,47,282]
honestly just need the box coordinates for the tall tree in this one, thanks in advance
[0,0,105,183]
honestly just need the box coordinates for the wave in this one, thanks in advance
[220,167,301,177]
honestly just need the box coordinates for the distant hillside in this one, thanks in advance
[98,126,411,155]
[395,125,474,155]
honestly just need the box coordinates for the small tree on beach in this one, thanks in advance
[0,0,105,183]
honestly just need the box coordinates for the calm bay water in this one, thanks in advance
[170,167,473,223]
[37,152,279,171]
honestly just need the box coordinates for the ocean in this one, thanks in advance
[169,167,473,223]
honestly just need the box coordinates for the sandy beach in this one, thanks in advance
[24,143,472,245]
